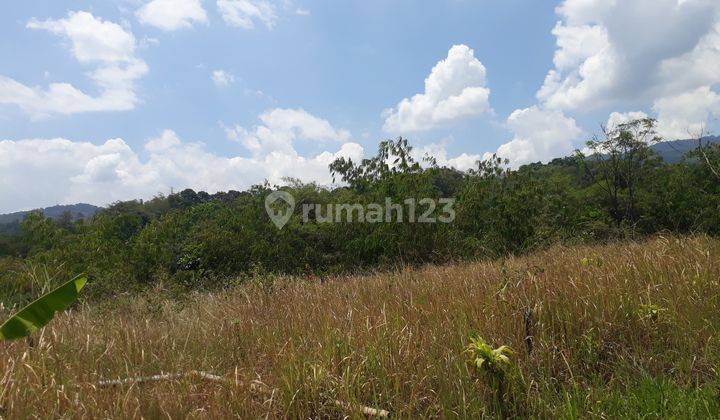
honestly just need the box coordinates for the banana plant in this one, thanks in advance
[0,275,87,341]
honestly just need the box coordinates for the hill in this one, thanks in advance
[0,203,101,226]
[651,135,720,163]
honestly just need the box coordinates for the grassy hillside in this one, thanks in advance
[1,235,719,418]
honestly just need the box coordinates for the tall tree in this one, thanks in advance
[579,118,661,226]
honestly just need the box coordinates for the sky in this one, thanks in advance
[1,0,719,213]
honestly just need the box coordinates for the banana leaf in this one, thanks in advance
[0,276,87,341]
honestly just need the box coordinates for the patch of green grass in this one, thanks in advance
[557,377,720,419]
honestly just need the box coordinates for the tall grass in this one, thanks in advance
[1,235,719,418]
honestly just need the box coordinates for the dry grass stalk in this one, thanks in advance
[96,371,226,387]
[96,370,390,417]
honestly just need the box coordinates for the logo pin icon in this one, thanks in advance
[265,191,295,229]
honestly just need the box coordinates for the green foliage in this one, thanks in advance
[465,335,513,375]
[557,377,720,418]
[465,334,522,416]
[579,118,661,226]
[0,275,86,341]
[329,137,424,189]
[638,303,668,321]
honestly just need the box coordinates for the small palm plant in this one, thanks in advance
[466,335,513,374]
[465,334,515,415]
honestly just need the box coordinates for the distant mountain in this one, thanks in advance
[0,203,102,226]
[651,135,720,163]
[576,136,720,165]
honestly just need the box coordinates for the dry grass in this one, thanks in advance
[2,235,720,418]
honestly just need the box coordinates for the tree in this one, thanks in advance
[330,137,424,190]
[20,211,60,254]
[688,125,720,182]
[578,118,661,226]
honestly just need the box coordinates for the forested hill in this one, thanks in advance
[0,203,101,225]
[651,135,720,163]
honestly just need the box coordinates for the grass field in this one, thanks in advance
[2,235,720,418]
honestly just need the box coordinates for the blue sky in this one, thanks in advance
[1,0,719,212]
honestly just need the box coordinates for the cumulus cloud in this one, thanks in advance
[225,108,352,156]
[144,129,182,152]
[489,106,582,167]
[0,127,364,213]
[411,141,481,172]
[654,87,720,139]
[211,70,235,87]
[0,137,145,212]
[540,0,720,137]
[27,12,136,63]
[136,0,208,31]
[606,111,650,130]
[602,90,720,142]
[0,11,147,117]
[383,45,492,133]
[217,0,278,29]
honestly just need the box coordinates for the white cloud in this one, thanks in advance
[144,129,182,152]
[606,111,649,130]
[0,11,147,117]
[539,0,720,137]
[601,54,720,139]
[211,69,235,87]
[225,108,352,156]
[0,137,146,212]
[489,106,582,167]
[136,0,208,31]
[0,127,364,213]
[550,23,608,72]
[217,0,278,29]
[383,44,492,133]
[412,141,481,172]
[654,86,720,139]
[27,12,136,63]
